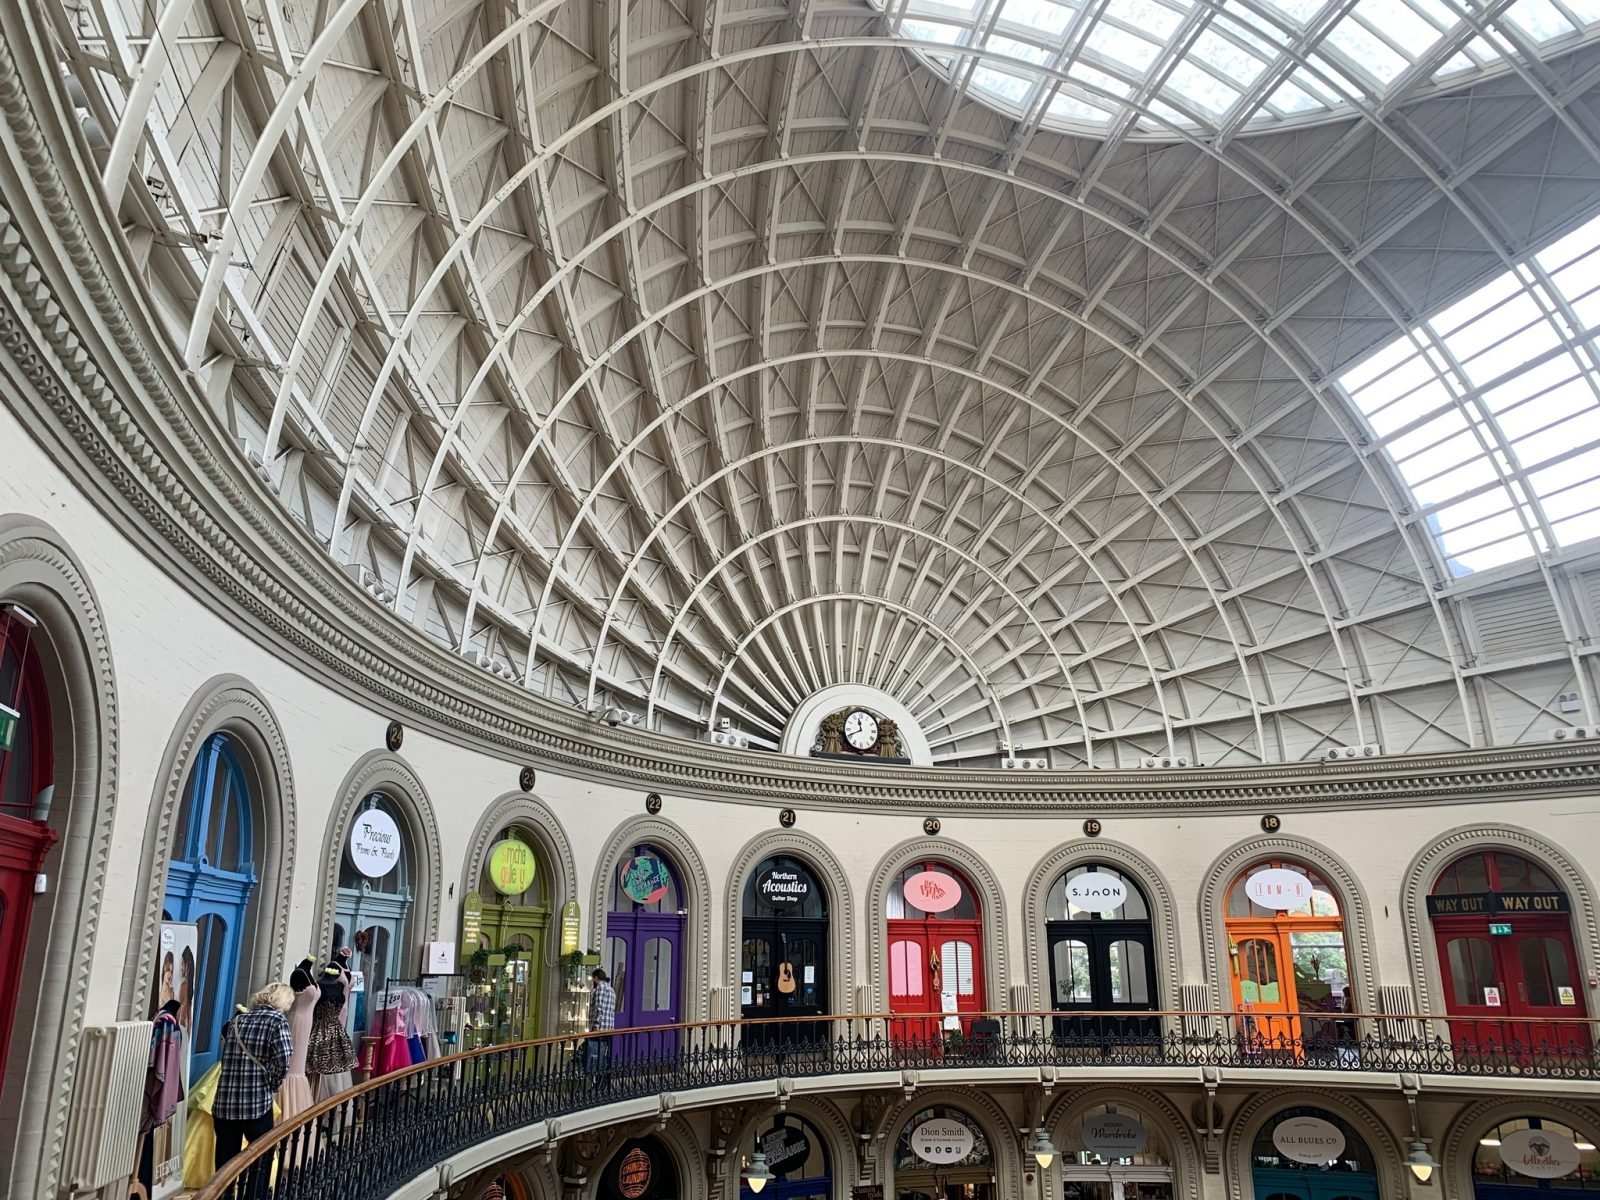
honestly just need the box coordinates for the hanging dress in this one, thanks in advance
[277,976,317,1121]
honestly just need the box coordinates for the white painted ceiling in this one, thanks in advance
[52,0,1600,765]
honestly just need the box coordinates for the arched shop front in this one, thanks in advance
[335,792,417,1039]
[893,1105,996,1200]
[464,828,549,1047]
[1249,1107,1380,1200]
[1226,862,1355,1051]
[741,855,829,1041]
[1058,1104,1176,1200]
[600,1136,680,1200]
[887,861,984,1043]
[0,603,56,1088]
[1428,851,1591,1053]
[1046,865,1159,1045]
[161,732,259,1077]
[740,1113,832,1199]
[1471,1117,1600,1199]
[604,845,686,1055]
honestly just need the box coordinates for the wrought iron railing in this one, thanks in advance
[194,1009,1598,1200]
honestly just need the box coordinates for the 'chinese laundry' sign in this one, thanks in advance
[617,1147,652,1197]
[488,838,536,895]
[348,807,401,878]
[621,855,671,904]
[1244,868,1313,911]
[1064,874,1130,914]
[1271,1116,1346,1164]
[1500,1128,1582,1179]
[756,865,811,907]
[903,870,962,914]
[910,1118,975,1165]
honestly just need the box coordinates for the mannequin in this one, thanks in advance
[307,962,357,1098]
[277,958,317,1121]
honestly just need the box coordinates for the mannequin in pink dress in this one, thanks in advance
[278,959,317,1121]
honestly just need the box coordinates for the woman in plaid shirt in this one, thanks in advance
[214,983,294,1171]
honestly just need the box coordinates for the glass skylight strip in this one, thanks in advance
[1340,208,1600,574]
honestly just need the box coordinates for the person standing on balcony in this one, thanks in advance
[214,983,293,1171]
[587,967,616,1088]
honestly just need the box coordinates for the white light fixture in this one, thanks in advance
[1479,1137,1501,1147]
[745,1150,772,1194]
[1407,1141,1436,1183]
[1033,1130,1057,1170]
[1576,1141,1597,1152]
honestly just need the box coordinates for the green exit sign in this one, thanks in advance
[1489,922,1513,936]
[0,703,17,753]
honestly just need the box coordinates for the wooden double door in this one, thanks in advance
[741,916,827,1048]
[888,919,983,1046]
[604,908,684,1059]
[1047,919,1159,1045]
[1433,914,1590,1057]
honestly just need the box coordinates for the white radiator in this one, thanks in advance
[65,1020,152,1194]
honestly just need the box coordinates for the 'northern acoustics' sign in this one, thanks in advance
[1426,892,1570,917]
[755,865,811,907]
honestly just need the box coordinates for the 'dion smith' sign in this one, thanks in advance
[349,808,401,878]
[910,1118,975,1165]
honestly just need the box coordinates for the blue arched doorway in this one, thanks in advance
[742,1113,832,1199]
[334,792,415,1040]
[162,732,258,1078]
[1250,1107,1379,1200]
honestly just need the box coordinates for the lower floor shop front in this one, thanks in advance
[448,1082,1600,1200]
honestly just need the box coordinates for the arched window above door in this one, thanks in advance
[1250,1106,1379,1199]
[1436,852,1559,895]
[611,845,681,912]
[175,734,253,873]
[887,861,978,919]
[479,827,546,909]
[0,608,53,818]
[1228,861,1342,919]
[745,855,827,919]
[340,792,412,896]
[1049,865,1151,922]
[1471,1117,1600,1194]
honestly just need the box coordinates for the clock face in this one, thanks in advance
[843,709,880,751]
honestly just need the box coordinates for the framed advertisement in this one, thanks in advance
[142,921,197,1200]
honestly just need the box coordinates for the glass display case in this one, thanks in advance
[465,952,532,1050]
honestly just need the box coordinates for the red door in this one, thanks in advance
[1434,917,1590,1059]
[0,813,56,1081]
[887,920,983,1048]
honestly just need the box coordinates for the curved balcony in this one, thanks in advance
[195,1009,1598,1200]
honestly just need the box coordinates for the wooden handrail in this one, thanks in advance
[192,1007,1600,1200]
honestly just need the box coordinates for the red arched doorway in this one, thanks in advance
[1428,850,1591,1058]
[0,603,58,1087]
[887,860,984,1046]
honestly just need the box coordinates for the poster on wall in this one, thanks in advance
[1484,987,1502,1007]
[141,921,198,1200]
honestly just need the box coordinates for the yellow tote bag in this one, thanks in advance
[181,1063,281,1189]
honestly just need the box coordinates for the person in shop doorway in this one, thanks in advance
[586,967,615,1090]
[214,982,293,1191]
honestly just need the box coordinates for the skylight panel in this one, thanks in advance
[1191,28,1268,90]
[1047,90,1115,121]
[1260,0,1324,24]
[1507,0,1576,40]
[1165,59,1242,114]
[1340,207,1600,574]
[1266,79,1326,114]
[1085,19,1162,74]
[989,34,1056,66]
[903,18,967,49]
[1103,0,1187,40]
[1324,15,1410,84]
[996,0,1077,37]
[972,65,1036,105]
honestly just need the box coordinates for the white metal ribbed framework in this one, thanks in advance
[46,0,1600,765]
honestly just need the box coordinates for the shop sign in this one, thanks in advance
[488,838,537,896]
[348,807,402,878]
[1244,868,1313,911]
[851,1189,884,1200]
[756,865,811,907]
[621,854,671,904]
[0,702,18,753]
[903,870,962,914]
[910,1118,974,1165]
[1271,1116,1345,1164]
[559,899,582,956]
[1426,892,1569,916]
[1064,874,1129,914]
[1082,1113,1148,1157]
[759,1124,811,1176]
[1500,1128,1582,1178]
[617,1147,652,1198]
[462,890,483,946]
[423,941,455,975]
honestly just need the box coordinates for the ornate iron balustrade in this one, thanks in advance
[195,1010,1598,1200]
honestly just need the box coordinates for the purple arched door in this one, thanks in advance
[605,847,685,1059]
